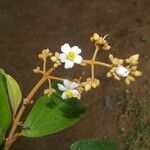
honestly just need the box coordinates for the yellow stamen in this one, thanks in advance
[66,90,74,98]
[67,52,76,61]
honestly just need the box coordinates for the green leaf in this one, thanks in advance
[0,68,22,115]
[6,75,22,115]
[71,139,120,150]
[0,74,12,145]
[22,94,86,137]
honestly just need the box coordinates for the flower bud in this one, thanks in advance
[125,58,130,63]
[33,66,40,73]
[130,60,138,65]
[132,71,142,77]
[93,33,100,41]
[131,66,137,71]
[51,56,57,62]
[114,74,120,80]
[38,54,43,59]
[130,54,139,62]
[53,63,59,68]
[90,37,94,41]
[125,78,130,85]
[112,58,119,66]
[55,52,60,57]
[45,48,50,53]
[109,54,114,61]
[127,54,139,65]
[91,83,97,88]
[48,52,53,56]
[103,45,111,50]
[106,72,112,77]
[127,76,135,82]
[44,89,49,95]
[110,68,115,73]
[94,79,100,86]
[85,84,91,91]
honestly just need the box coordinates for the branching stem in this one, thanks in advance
[4,67,55,150]
[4,49,112,150]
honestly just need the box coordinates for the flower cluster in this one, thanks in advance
[34,33,142,100]
[78,78,100,93]
[44,88,56,97]
[33,50,61,74]
[106,54,125,80]
[38,48,52,60]
[106,54,142,85]
[90,33,111,50]
[55,77,100,100]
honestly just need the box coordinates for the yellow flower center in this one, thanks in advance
[67,52,76,61]
[66,90,74,98]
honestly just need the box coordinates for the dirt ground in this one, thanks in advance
[0,0,150,149]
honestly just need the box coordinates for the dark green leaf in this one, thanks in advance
[22,94,86,137]
[71,139,120,150]
[0,74,12,145]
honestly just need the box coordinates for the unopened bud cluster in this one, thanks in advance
[90,33,111,50]
[44,88,56,96]
[78,78,100,93]
[50,52,61,68]
[38,48,52,59]
[125,54,142,85]
[107,54,142,85]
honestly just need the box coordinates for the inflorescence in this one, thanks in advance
[33,33,142,100]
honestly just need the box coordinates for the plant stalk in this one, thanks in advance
[4,57,112,149]
[4,67,55,150]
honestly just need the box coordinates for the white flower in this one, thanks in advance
[57,79,80,100]
[115,65,130,77]
[59,43,83,69]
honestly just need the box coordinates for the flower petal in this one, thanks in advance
[64,60,74,69]
[59,53,67,63]
[57,83,66,91]
[71,46,81,54]
[72,89,80,97]
[61,92,67,100]
[61,43,71,54]
[74,55,83,64]
[63,79,71,89]
[70,82,78,89]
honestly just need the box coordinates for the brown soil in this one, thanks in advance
[0,0,150,150]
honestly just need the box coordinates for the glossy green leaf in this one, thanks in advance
[71,139,120,150]
[0,68,22,115]
[0,74,12,145]
[22,94,86,137]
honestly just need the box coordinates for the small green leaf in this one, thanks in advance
[0,74,12,145]
[71,139,120,150]
[0,68,22,115]
[22,94,86,137]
